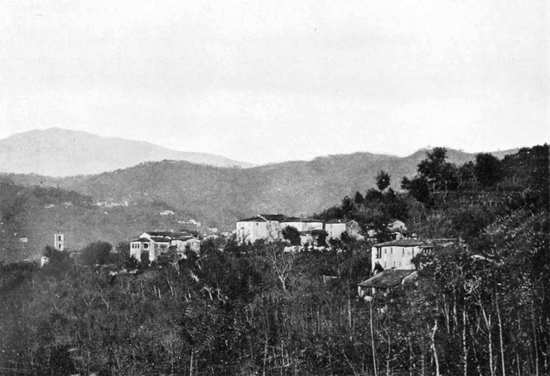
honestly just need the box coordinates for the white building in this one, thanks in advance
[236,215,368,245]
[130,231,200,262]
[235,214,286,244]
[371,238,456,271]
[371,239,425,271]
[324,220,347,240]
[361,238,456,297]
[280,218,324,233]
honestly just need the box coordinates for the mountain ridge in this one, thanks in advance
[3,146,521,229]
[0,127,253,176]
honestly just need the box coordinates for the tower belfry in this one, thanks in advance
[54,233,64,251]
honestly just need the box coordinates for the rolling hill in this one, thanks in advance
[0,128,252,176]
[5,147,518,230]
[0,179,200,262]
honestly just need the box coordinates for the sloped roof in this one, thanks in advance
[149,236,171,243]
[237,216,268,222]
[144,231,175,237]
[282,217,323,223]
[238,214,288,222]
[260,214,288,221]
[358,270,416,289]
[374,239,425,247]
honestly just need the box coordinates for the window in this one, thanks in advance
[143,243,149,249]
[402,247,405,255]
[376,247,382,258]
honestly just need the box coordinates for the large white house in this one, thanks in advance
[235,214,287,244]
[235,215,366,244]
[280,218,324,232]
[130,231,200,262]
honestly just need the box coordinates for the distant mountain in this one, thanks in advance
[13,147,514,230]
[0,128,252,176]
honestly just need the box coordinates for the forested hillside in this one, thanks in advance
[4,147,518,229]
[0,145,547,375]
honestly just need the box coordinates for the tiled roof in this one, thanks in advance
[358,270,416,289]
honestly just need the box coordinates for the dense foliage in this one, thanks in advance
[0,145,548,375]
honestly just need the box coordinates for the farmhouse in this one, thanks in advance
[371,239,425,271]
[359,238,457,297]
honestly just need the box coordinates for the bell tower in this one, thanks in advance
[54,233,64,251]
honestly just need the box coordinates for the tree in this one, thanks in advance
[474,153,503,188]
[282,226,301,246]
[79,241,113,265]
[263,243,295,292]
[311,229,328,247]
[354,191,364,205]
[417,147,458,192]
[341,196,355,217]
[457,161,477,190]
[376,170,391,191]
[401,176,430,204]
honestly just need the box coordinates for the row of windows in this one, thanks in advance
[375,247,416,259]
[131,243,150,249]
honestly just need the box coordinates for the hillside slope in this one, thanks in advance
[43,148,517,229]
[0,179,199,262]
[0,128,252,176]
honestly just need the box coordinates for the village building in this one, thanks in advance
[371,239,425,271]
[280,218,324,233]
[235,214,286,244]
[324,220,347,240]
[235,215,367,245]
[130,231,200,262]
[324,219,365,241]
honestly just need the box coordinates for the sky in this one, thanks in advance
[0,0,548,164]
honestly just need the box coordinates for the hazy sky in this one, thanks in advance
[1,0,548,164]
